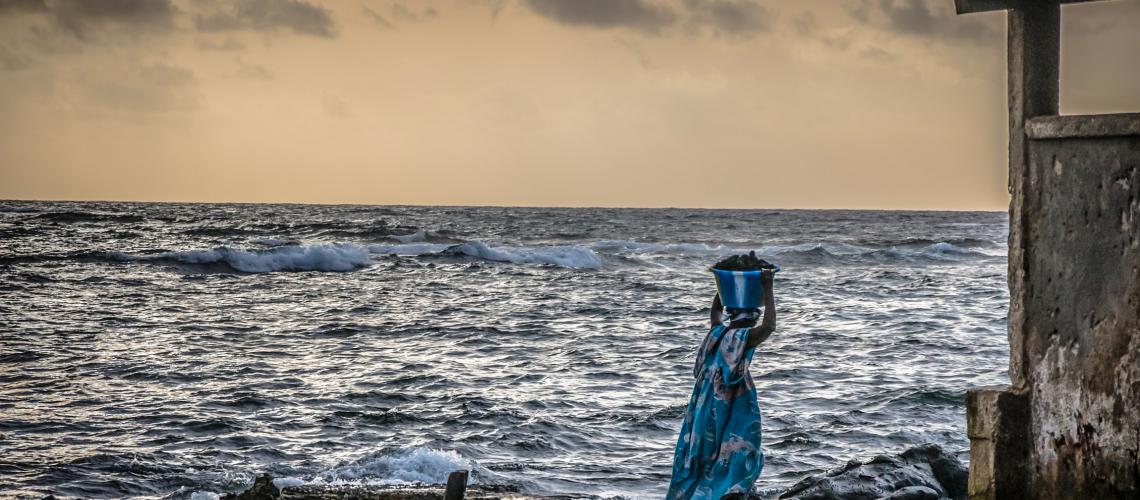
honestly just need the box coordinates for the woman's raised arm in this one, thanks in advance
[709,292,723,327]
[746,269,776,349]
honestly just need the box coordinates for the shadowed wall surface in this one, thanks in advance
[1022,118,1139,497]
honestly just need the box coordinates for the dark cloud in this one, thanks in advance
[524,0,677,33]
[0,0,47,13]
[856,0,996,41]
[683,0,771,37]
[195,0,335,37]
[53,0,178,36]
[524,0,769,37]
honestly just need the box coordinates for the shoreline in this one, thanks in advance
[222,444,967,500]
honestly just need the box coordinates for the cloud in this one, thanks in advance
[793,12,818,36]
[0,0,47,13]
[195,0,335,37]
[138,62,195,86]
[363,6,393,28]
[390,3,437,22]
[79,62,200,113]
[322,95,351,117]
[235,58,272,80]
[683,0,771,37]
[363,2,439,30]
[0,0,180,37]
[195,37,245,52]
[523,0,770,37]
[524,0,676,33]
[0,45,34,71]
[855,0,996,41]
[52,0,178,37]
[859,46,896,62]
[616,38,655,70]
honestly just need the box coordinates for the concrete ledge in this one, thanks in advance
[966,386,1030,500]
[955,0,1103,15]
[1026,112,1140,139]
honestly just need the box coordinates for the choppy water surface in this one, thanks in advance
[0,201,1010,499]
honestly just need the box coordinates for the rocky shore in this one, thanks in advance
[224,444,967,500]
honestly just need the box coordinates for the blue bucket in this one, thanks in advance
[711,265,780,309]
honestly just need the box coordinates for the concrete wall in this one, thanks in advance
[1021,113,1140,498]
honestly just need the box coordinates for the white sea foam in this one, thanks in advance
[272,477,307,489]
[118,244,373,272]
[189,492,220,500]
[590,240,737,255]
[313,448,481,486]
[448,241,603,269]
[369,241,603,269]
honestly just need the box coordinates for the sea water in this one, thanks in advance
[0,201,1010,498]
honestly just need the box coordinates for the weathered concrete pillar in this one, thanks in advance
[966,386,1030,500]
[961,2,1060,498]
[1005,1,1060,391]
[957,1,1139,498]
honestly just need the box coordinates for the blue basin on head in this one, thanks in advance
[711,265,780,309]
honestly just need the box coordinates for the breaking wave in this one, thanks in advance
[112,244,373,273]
[368,241,604,269]
[280,447,493,487]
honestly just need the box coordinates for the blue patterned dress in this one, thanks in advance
[667,309,764,499]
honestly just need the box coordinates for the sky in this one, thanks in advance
[0,0,1138,210]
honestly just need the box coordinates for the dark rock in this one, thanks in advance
[224,472,523,500]
[884,486,939,500]
[777,444,967,500]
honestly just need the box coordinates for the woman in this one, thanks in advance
[667,268,776,500]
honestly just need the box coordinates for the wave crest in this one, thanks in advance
[588,239,1002,262]
[114,244,372,273]
[369,241,603,269]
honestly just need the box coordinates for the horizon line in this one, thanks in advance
[0,197,1008,213]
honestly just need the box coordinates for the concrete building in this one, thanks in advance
[954,1,1139,498]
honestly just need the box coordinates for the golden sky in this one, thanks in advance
[1,0,1137,209]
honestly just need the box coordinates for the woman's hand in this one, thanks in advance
[760,268,775,290]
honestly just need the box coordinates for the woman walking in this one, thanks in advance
[667,257,776,500]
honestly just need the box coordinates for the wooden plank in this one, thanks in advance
[1026,113,1140,139]
[956,0,1109,15]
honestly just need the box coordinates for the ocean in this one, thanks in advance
[0,201,1011,499]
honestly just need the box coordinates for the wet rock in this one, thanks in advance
[777,444,967,500]
[225,474,525,500]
